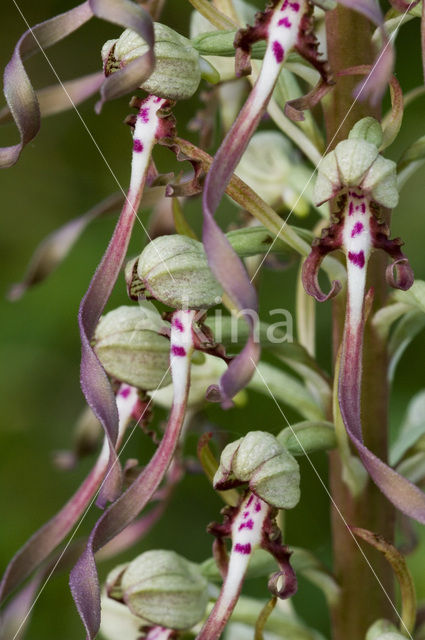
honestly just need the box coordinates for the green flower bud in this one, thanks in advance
[236,131,314,216]
[277,421,336,456]
[214,431,301,509]
[107,550,209,630]
[100,594,146,640]
[102,23,201,101]
[136,235,223,309]
[314,120,398,208]
[366,619,403,640]
[348,116,383,148]
[94,305,171,390]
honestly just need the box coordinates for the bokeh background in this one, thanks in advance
[1,1,425,638]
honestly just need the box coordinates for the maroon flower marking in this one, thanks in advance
[351,222,364,237]
[348,250,365,268]
[272,40,285,63]
[171,345,186,357]
[133,139,144,153]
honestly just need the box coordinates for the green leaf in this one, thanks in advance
[391,391,425,465]
[277,420,336,457]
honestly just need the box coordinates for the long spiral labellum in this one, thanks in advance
[78,95,167,507]
[337,193,425,523]
[0,384,139,605]
[70,310,196,639]
[0,0,154,167]
[203,0,307,405]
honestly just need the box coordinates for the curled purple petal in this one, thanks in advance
[88,0,155,113]
[203,1,307,404]
[8,193,123,301]
[70,310,195,640]
[386,258,415,291]
[0,384,138,605]
[370,217,414,291]
[339,276,425,526]
[301,244,342,302]
[0,71,103,125]
[78,96,168,507]
[0,2,93,168]
[301,214,343,302]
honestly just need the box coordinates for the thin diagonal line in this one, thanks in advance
[251,359,414,640]
[10,0,175,281]
[250,3,413,283]
[11,364,172,640]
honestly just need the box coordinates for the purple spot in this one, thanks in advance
[348,201,354,216]
[238,519,254,531]
[154,96,162,103]
[133,139,144,153]
[173,318,184,332]
[120,386,131,398]
[290,1,300,10]
[272,41,284,64]
[281,0,289,8]
[278,16,292,27]
[246,495,254,507]
[350,191,363,199]
[139,107,149,122]
[234,543,251,555]
[171,345,186,357]
[351,222,364,237]
[360,202,366,214]
[255,501,262,512]
[348,250,365,269]
[243,510,250,519]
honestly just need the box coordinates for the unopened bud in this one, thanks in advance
[94,305,171,390]
[236,131,313,216]
[214,431,300,509]
[102,23,201,101]
[277,421,336,456]
[136,235,223,309]
[366,619,404,640]
[314,119,398,208]
[107,550,209,630]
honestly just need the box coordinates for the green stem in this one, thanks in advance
[324,6,396,639]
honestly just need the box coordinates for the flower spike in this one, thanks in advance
[70,310,196,639]
[203,0,325,406]
[303,119,425,525]
[79,95,172,507]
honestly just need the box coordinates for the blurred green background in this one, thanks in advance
[1,1,425,638]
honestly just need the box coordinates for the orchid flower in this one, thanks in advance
[302,117,425,524]
[70,309,196,639]
[202,0,333,406]
[197,431,300,640]
[0,0,155,168]
[0,383,139,605]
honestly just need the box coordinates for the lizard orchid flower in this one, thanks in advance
[197,432,300,640]
[302,117,425,525]
[202,0,333,407]
[70,309,197,639]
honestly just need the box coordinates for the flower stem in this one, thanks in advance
[324,6,395,638]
